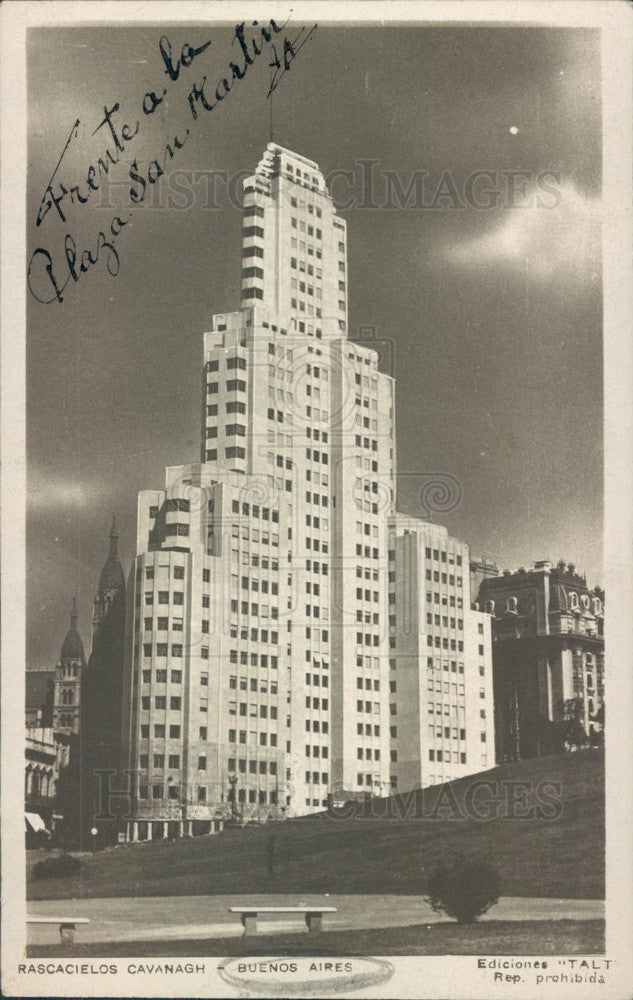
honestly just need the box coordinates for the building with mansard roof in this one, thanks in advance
[476,560,604,761]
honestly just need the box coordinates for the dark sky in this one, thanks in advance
[27,22,602,670]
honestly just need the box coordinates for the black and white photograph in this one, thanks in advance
[1,2,632,998]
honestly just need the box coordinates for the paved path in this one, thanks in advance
[27,894,604,947]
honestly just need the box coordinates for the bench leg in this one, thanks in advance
[241,913,258,937]
[305,912,322,933]
[60,923,76,945]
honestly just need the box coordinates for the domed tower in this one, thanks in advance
[52,597,85,734]
[80,517,127,846]
[94,516,126,632]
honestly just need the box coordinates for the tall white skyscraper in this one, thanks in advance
[119,144,493,842]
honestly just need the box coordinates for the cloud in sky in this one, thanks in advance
[444,181,601,284]
[28,467,99,512]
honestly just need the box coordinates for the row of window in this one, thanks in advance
[305,696,328,711]
[228,729,279,746]
[357,677,380,691]
[138,785,279,804]
[229,702,279,719]
[289,196,322,217]
[230,500,279,522]
[206,424,246,438]
[357,700,381,714]
[229,649,279,670]
[304,771,329,786]
[426,593,464,609]
[145,566,185,580]
[355,435,378,452]
[145,590,185,605]
[229,527,281,547]
[357,723,381,737]
[425,548,463,566]
[305,538,329,553]
[206,356,247,372]
[356,611,380,626]
[139,723,182,739]
[304,719,329,733]
[230,677,278,693]
[290,279,323,299]
[141,695,182,710]
[355,545,380,560]
[426,636,465,651]
[306,559,329,575]
[206,448,246,461]
[207,401,246,416]
[141,669,185,684]
[207,380,246,394]
[142,612,206,632]
[228,624,279,645]
[290,218,322,239]
[305,448,329,465]
[229,601,279,619]
[429,749,467,763]
[242,244,263,259]
[141,641,191,655]
[290,297,323,318]
[228,757,278,774]
[425,570,463,586]
[424,659,465,674]
[356,632,381,649]
[426,613,464,629]
[357,774,380,787]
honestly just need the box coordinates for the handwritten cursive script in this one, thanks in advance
[28,19,317,306]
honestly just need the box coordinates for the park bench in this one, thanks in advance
[229,905,337,936]
[27,916,90,944]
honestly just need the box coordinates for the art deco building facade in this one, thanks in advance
[476,560,605,761]
[388,516,495,790]
[120,144,493,841]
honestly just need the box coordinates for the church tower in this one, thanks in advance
[80,517,127,846]
[52,597,85,734]
[93,516,126,638]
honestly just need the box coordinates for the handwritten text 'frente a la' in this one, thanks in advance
[28,20,317,306]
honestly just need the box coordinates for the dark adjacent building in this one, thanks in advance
[476,560,604,762]
[25,669,54,728]
[79,518,127,846]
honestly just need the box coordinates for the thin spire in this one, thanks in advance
[109,515,118,556]
[71,595,78,626]
[269,66,274,143]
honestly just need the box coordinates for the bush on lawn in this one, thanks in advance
[32,853,81,880]
[426,852,501,923]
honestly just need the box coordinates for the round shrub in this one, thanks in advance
[426,852,501,923]
[32,853,81,880]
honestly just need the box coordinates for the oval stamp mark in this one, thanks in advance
[218,956,395,996]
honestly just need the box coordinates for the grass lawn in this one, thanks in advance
[29,750,604,902]
[27,919,605,958]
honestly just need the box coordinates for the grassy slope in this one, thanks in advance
[26,920,605,958]
[28,749,604,901]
